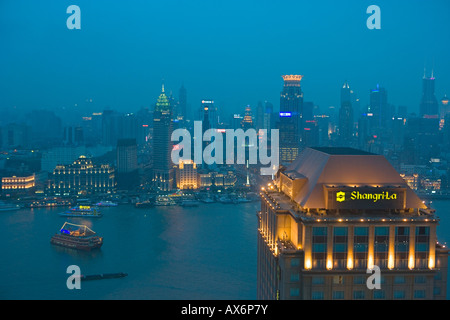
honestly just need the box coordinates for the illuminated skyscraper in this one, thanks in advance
[257,147,448,300]
[420,71,439,119]
[152,85,174,191]
[241,105,253,129]
[278,75,304,163]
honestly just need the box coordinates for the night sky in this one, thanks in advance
[1,0,449,119]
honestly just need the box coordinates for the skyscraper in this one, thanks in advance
[420,71,439,119]
[257,147,448,300]
[369,84,388,129]
[278,75,304,163]
[152,84,174,191]
[338,81,354,146]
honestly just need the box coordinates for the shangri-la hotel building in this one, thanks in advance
[257,147,448,300]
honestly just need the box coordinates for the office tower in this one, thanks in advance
[63,126,84,146]
[440,95,449,119]
[404,117,440,165]
[26,109,62,148]
[117,138,139,190]
[369,84,388,129]
[3,123,30,149]
[231,113,244,130]
[257,147,448,300]
[278,75,304,164]
[117,138,138,173]
[176,159,198,190]
[338,81,354,146]
[102,109,119,146]
[256,101,264,131]
[179,84,187,121]
[241,105,253,129]
[420,71,439,119]
[314,114,330,146]
[152,85,174,191]
[263,101,275,131]
[199,100,218,129]
[49,156,115,195]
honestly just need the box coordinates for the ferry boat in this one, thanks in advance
[155,196,176,206]
[50,222,103,251]
[95,201,118,207]
[135,200,154,208]
[58,205,103,218]
[0,201,21,212]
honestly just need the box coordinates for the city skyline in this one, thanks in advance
[1,0,450,116]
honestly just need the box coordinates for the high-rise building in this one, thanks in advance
[117,138,138,173]
[152,85,174,191]
[263,101,275,132]
[199,100,218,129]
[338,81,354,146]
[420,71,439,119]
[257,147,448,300]
[241,105,253,129]
[369,84,388,129]
[278,75,304,164]
[440,95,449,120]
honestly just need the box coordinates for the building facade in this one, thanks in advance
[257,147,448,300]
[152,85,175,191]
[49,156,115,195]
[278,75,304,164]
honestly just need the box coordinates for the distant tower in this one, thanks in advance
[152,84,174,191]
[241,105,253,129]
[199,100,218,129]
[338,81,354,146]
[369,84,388,128]
[278,75,304,163]
[420,70,439,119]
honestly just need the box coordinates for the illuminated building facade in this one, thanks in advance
[278,75,303,164]
[176,160,198,190]
[152,85,174,191]
[49,156,115,195]
[257,147,448,300]
[2,175,35,192]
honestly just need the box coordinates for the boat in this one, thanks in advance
[135,200,154,208]
[234,197,251,204]
[95,201,118,207]
[181,200,200,207]
[58,205,103,218]
[155,196,176,206]
[50,222,103,251]
[218,196,233,204]
[80,272,127,281]
[0,201,21,211]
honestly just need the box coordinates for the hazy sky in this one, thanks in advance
[1,0,449,119]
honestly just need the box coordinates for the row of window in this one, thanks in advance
[304,289,430,299]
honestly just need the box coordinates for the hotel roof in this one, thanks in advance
[283,147,426,209]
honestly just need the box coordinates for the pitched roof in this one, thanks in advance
[284,147,426,209]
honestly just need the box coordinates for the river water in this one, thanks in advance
[0,201,259,300]
[1,200,449,300]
